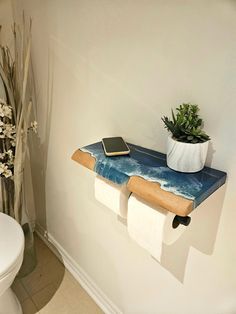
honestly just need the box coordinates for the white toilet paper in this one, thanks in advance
[94,176,131,218]
[127,194,187,261]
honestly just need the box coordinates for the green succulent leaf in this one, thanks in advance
[161,103,210,143]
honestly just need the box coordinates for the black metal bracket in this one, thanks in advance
[172,215,191,229]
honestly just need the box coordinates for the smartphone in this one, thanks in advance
[102,137,130,156]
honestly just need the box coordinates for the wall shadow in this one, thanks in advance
[28,43,54,236]
[160,184,227,283]
[205,141,216,168]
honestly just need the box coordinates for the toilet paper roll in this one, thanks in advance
[94,176,131,218]
[127,194,187,261]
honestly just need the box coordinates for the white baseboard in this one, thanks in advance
[35,224,122,314]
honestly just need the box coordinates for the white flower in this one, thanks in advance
[7,149,13,157]
[5,150,14,163]
[4,169,12,178]
[10,139,16,147]
[30,121,38,133]
[0,103,12,119]
[0,163,8,174]
[2,105,12,119]
[3,124,15,138]
[0,162,13,178]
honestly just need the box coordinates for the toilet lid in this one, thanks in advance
[0,213,24,277]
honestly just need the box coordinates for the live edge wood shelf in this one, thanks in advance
[72,142,227,217]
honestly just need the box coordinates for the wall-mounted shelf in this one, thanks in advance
[72,142,227,217]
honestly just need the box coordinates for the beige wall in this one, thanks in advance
[13,1,236,313]
[0,0,13,46]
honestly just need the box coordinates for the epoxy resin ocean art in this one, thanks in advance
[81,142,226,208]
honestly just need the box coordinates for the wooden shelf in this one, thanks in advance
[72,142,227,217]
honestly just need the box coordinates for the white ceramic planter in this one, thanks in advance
[167,136,209,173]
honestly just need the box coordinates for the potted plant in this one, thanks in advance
[162,103,210,173]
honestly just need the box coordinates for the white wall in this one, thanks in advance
[0,0,13,45]
[13,1,236,313]
[0,0,11,100]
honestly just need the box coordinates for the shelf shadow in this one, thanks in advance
[160,184,227,283]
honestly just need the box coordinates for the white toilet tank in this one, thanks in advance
[0,213,24,294]
[0,213,25,314]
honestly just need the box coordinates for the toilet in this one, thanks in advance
[0,213,25,314]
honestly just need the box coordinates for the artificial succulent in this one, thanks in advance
[162,103,210,143]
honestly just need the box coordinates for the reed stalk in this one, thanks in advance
[0,17,36,224]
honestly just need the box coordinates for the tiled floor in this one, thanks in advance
[12,234,104,314]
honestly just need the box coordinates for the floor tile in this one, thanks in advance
[21,298,38,314]
[59,270,104,314]
[38,289,72,314]
[12,279,29,302]
[14,234,103,313]
[34,236,60,266]
[21,257,65,296]
[31,283,58,310]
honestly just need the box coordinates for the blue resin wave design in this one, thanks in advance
[81,142,226,208]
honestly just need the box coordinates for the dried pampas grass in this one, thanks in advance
[0,15,36,224]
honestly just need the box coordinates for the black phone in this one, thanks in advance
[102,137,130,156]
